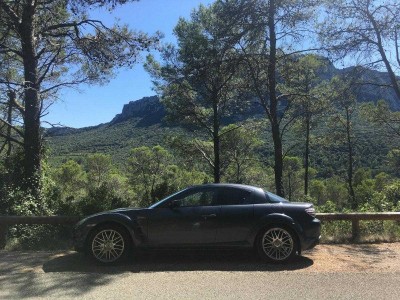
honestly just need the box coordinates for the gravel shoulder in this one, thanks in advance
[301,243,400,273]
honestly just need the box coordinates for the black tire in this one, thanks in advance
[86,224,132,264]
[257,226,297,263]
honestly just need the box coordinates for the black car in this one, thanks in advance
[74,184,321,264]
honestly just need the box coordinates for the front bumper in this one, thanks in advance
[299,218,321,251]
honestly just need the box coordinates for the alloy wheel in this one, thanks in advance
[261,227,294,261]
[91,229,125,263]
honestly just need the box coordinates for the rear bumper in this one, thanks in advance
[299,218,321,251]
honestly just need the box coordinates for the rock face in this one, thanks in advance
[351,68,400,110]
[108,66,400,127]
[110,95,165,125]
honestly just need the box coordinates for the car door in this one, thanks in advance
[147,188,220,246]
[214,187,255,244]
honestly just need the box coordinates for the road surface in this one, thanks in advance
[1,243,399,299]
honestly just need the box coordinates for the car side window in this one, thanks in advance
[216,188,251,205]
[179,190,216,207]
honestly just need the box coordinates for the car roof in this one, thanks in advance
[189,183,263,192]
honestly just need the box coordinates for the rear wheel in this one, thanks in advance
[257,226,297,263]
[86,224,131,264]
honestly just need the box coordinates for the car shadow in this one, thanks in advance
[43,249,313,273]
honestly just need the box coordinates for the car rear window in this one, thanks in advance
[216,188,252,205]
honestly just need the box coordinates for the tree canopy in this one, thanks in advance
[0,0,160,195]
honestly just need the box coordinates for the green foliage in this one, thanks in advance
[374,172,392,192]
[127,145,210,206]
[220,124,264,184]
[127,145,171,205]
[86,153,113,188]
[78,183,132,216]
[0,172,69,250]
[283,156,303,201]
[361,101,400,138]
[383,181,400,208]
[309,179,326,205]
[53,160,87,200]
[387,149,400,177]
[151,165,210,202]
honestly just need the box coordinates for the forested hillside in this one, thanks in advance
[47,91,399,172]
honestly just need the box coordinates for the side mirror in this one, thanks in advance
[169,199,181,209]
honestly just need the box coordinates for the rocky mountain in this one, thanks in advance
[101,65,400,128]
[338,67,400,110]
[110,96,165,126]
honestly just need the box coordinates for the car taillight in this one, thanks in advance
[305,207,316,217]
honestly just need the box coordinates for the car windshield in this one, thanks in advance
[148,189,186,209]
[265,191,289,203]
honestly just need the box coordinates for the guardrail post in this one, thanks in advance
[0,225,7,249]
[351,220,360,241]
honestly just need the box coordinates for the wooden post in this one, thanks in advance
[0,225,7,249]
[351,219,360,241]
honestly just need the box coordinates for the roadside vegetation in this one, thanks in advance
[1,0,400,249]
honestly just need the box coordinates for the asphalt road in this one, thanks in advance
[1,246,399,299]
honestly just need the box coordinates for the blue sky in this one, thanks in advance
[43,0,213,128]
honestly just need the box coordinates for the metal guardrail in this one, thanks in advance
[0,216,80,225]
[0,216,80,248]
[0,213,400,248]
[317,212,400,240]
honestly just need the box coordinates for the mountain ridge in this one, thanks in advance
[46,62,400,137]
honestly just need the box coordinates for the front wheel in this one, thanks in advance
[86,225,131,264]
[257,226,297,263]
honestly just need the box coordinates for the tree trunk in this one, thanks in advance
[377,46,400,102]
[304,117,310,195]
[272,122,284,196]
[268,0,284,197]
[236,157,241,184]
[345,107,356,209]
[213,98,220,183]
[367,11,400,102]
[6,91,14,157]
[20,2,41,196]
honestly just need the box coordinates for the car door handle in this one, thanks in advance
[201,214,217,220]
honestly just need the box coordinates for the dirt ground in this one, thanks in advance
[300,243,400,273]
[0,243,399,274]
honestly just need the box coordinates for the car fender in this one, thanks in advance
[81,213,142,246]
[248,213,303,245]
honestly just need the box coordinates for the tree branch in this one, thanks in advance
[193,139,215,169]
[0,118,24,137]
[0,131,23,146]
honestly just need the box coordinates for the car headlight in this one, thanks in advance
[305,207,316,217]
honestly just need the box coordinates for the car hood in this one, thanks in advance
[76,207,149,227]
[81,207,148,220]
[108,207,148,213]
